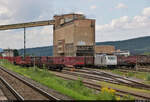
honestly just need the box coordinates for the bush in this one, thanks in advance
[96,87,118,100]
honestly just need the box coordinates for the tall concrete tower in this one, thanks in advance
[53,13,95,56]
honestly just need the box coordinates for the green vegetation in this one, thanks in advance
[19,36,150,56]
[96,87,117,100]
[13,49,19,57]
[0,60,96,100]
[97,87,134,100]
[97,36,150,55]
[99,81,150,95]
[144,52,150,55]
[96,68,150,91]
[102,69,150,85]
[19,46,53,56]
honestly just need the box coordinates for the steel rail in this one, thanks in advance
[0,76,24,101]
[77,68,150,89]
[0,66,60,100]
[52,69,150,100]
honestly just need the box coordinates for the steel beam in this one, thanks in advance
[0,20,55,31]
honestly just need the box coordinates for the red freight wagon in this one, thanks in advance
[3,57,9,60]
[14,56,23,65]
[33,57,41,67]
[64,56,85,68]
[40,56,47,67]
[125,56,137,65]
[36,56,48,68]
[85,56,94,67]
[46,57,64,70]
[117,56,136,67]
[117,56,126,66]
[46,56,54,68]
[23,56,32,67]
[8,57,15,64]
[53,57,64,65]
[0,56,3,59]
[53,57,64,68]
[137,55,150,65]
[6,57,10,62]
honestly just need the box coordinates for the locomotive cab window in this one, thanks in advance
[108,57,116,60]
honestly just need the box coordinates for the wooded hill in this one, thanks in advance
[19,36,150,56]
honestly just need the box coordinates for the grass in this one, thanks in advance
[99,81,150,95]
[99,68,150,85]
[0,60,140,100]
[0,60,98,100]
[143,52,150,55]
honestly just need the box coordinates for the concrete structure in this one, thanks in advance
[114,49,130,57]
[95,45,115,54]
[1,49,14,57]
[0,13,95,57]
[53,14,95,56]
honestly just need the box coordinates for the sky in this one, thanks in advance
[0,0,150,49]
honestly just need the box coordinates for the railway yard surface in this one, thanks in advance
[0,63,72,100]
[0,60,150,100]
[0,89,7,100]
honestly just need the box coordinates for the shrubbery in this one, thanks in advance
[96,87,119,100]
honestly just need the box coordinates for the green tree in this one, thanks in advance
[13,49,19,57]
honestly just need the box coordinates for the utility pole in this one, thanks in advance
[24,27,26,59]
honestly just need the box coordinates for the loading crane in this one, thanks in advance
[0,20,55,57]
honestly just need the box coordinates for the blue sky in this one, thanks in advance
[53,0,148,24]
[0,0,150,49]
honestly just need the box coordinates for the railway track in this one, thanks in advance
[0,76,23,100]
[64,67,150,90]
[117,67,150,73]
[0,88,7,100]
[49,69,150,100]
[1,65,150,100]
[0,66,60,100]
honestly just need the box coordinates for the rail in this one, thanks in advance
[0,76,24,100]
[0,66,60,100]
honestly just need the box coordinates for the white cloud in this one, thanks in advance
[96,7,150,42]
[0,0,54,49]
[75,11,84,14]
[0,26,53,49]
[143,7,150,17]
[26,26,53,48]
[90,5,97,10]
[0,0,150,49]
[116,3,128,9]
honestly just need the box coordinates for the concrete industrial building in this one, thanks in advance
[114,49,130,57]
[1,49,14,57]
[95,45,115,55]
[95,45,130,56]
[53,14,95,56]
